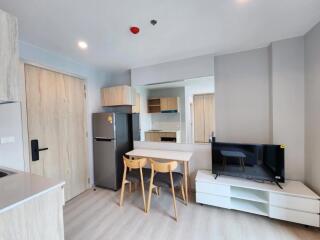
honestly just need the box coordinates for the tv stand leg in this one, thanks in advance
[275,181,283,189]
[215,173,219,180]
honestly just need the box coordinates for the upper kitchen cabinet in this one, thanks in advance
[101,85,135,106]
[0,9,19,102]
[160,97,179,112]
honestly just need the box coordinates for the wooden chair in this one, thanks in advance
[119,157,151,212]
[147,159,186,221]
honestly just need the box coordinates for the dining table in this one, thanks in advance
[126,148,193,204]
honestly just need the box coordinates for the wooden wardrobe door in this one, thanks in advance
[193,95,205,143]
[25,64,88,201]
[63,74,88,199]
[193,94,215,143]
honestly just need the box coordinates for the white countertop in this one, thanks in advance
[0,170,65,214]
[126,148,193,162]
[145,130,180,133]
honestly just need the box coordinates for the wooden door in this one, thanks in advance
[193,94,215,143]
[25,64,88,201]
[193,95,205,143]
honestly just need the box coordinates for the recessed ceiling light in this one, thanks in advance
[78,41,88,50]
[236,0,250,4]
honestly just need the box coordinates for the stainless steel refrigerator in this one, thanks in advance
[93,113,131,190]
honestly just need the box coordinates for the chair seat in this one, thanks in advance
[126,168,151,183]
[153,172,183,188]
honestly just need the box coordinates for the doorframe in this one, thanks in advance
[19,60,88,174]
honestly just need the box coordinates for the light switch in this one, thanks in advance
[0,136,15,144]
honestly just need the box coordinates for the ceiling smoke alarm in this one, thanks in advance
[150,19,157,26]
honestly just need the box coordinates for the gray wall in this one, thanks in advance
[214,47,271,144]
[131,54,214,86]
[305,22,320,194]
[271,37,305,181]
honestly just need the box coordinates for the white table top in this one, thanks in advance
[126,148,193,162]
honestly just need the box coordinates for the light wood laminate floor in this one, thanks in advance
[64,188,320,240]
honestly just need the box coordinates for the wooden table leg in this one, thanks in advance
[184,162,189,204]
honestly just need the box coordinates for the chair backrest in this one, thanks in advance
[150,159,178,173]
[123,156,147,169]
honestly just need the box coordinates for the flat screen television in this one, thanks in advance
[211,141,285,183]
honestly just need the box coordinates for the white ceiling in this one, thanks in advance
[1,0,320,72]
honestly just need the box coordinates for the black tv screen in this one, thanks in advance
[212,141,285,183]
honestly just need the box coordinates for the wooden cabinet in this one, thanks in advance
[194,94,215,143]
[0,9,19,102]
[132,92,140,113]
[148,97,179,113]
[101,85,134,106]
[161,97,178,112]
[0,186,65,240]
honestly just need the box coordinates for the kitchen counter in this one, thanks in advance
[0,169,65,214]
[145,130,180,133]
[144,130,182,143]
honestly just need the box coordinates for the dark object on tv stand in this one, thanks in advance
[211,140,285,187]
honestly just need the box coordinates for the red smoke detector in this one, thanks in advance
[130,26,140,34]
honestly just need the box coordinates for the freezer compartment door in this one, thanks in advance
[92,113,115,139]
[93,139,117,189]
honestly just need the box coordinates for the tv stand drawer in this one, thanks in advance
[196,192,230,209]
[196,181,230,196]
[270,206,320,227]
[270,193,320,213]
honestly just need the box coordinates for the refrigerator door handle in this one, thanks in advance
[94,137,115,142]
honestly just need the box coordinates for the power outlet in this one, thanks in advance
[0,136,15,144]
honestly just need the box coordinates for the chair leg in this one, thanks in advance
[180,181,186,204]
[157,187,161,196]
[154,187,159,196]
[119,167,127,207]
[147,171,155,213]
[129,182,132,193]
[170,172,178,221]
[140,169,146,212]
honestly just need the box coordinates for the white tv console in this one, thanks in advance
[196,170,320,227]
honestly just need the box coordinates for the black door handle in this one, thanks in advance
[31,139,49,161]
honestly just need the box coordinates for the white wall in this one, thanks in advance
[131,54,214,86]
[19,41,110,184]
[214,47,271,144]
[305,22,320,194]
[0,102,24,171]
[271,37,305,181]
